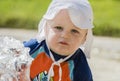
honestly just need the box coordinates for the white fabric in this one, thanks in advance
[44,0,93,29]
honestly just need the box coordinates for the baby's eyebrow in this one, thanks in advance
[55,25,64,27]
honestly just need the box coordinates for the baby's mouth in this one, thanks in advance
[59,41,69,45]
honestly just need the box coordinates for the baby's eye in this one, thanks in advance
[71,29,80,34]
[54,26,63,31]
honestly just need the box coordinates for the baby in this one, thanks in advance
[24,0,94,81]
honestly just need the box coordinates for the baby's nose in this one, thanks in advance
[61,31,71,38]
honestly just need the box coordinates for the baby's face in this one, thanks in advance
[45,10,87,56]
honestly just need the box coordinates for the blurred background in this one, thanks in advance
[0,0,120,81]
[0,0,120,37]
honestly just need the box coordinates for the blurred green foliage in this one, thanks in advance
[0,0,51,29]
[90,0,120,37]
[0,0,120,37]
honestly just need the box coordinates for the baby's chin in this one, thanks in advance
[50,46,76,56]
[52,50,74,56]
[56,53,70,56]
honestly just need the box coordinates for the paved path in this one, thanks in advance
[0,28,120,81]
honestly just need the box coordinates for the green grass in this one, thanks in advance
[90,0,120,37]
[0,0,120,37]
[0,0,51,29]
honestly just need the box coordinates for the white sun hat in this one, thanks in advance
[37,0,94,58]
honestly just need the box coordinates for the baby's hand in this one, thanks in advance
[17,63,31,81]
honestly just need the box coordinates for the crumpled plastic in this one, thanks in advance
[0,36,33,81]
